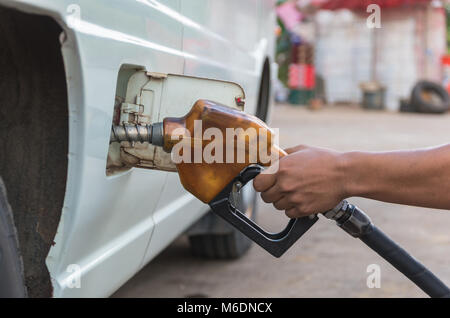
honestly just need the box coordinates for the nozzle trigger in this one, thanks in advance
[208,165,318,258]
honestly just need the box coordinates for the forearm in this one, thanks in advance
[341,144,450,209]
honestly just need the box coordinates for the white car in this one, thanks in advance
[0,0,277,297]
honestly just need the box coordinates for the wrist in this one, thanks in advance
[337,151,365,198]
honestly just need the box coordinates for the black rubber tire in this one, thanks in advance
[0,7,68,297]
[410,81,450,114]
[0,178,27,297]
[188,183,258,259]
[188,60,271,259]
[188,224,254,260]
[255,59,271,122]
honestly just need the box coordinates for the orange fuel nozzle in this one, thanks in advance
[111,99,286,203]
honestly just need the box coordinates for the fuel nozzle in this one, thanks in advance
[110,99,286,203]
[110,123,164,147]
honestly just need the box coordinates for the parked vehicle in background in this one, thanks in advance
[0,0,277,297]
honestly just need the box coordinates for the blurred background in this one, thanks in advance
[114,0,450,298]
[274,0,450,114]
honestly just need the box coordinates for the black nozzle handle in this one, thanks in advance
[209,165,318,258]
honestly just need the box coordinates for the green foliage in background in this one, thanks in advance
[447,3,450,54]
[276,0,293,87]
[276,17,291,86]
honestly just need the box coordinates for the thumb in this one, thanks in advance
[285,144,309,154]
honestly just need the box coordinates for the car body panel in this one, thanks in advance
[0,0,276,297]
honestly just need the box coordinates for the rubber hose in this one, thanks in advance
[360,224,450,298]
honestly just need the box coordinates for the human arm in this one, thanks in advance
[253,144,450,218]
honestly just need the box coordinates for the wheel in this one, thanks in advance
[410,81,450,114]
[255,59,271,122]
[0,178,27,297]
[187,59,271,259]
[188,183,257,259]
[0,7,68,297]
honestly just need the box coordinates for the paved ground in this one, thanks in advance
[114,105,450,298]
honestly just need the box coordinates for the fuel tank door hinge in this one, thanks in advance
[120,102,148,124]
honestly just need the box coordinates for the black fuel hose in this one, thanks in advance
[360,223,450,298]
[325,201,450,298]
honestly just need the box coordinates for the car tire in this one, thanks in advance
[187,59,271,259]
[188,183,257,259]
[0,7,68,297]
[410,81,450,114]
[188,231,252,260]
[0,178,27,297]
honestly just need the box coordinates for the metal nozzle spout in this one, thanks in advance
[110,123,164,147]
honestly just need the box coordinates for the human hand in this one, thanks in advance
[253,145,348,218]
